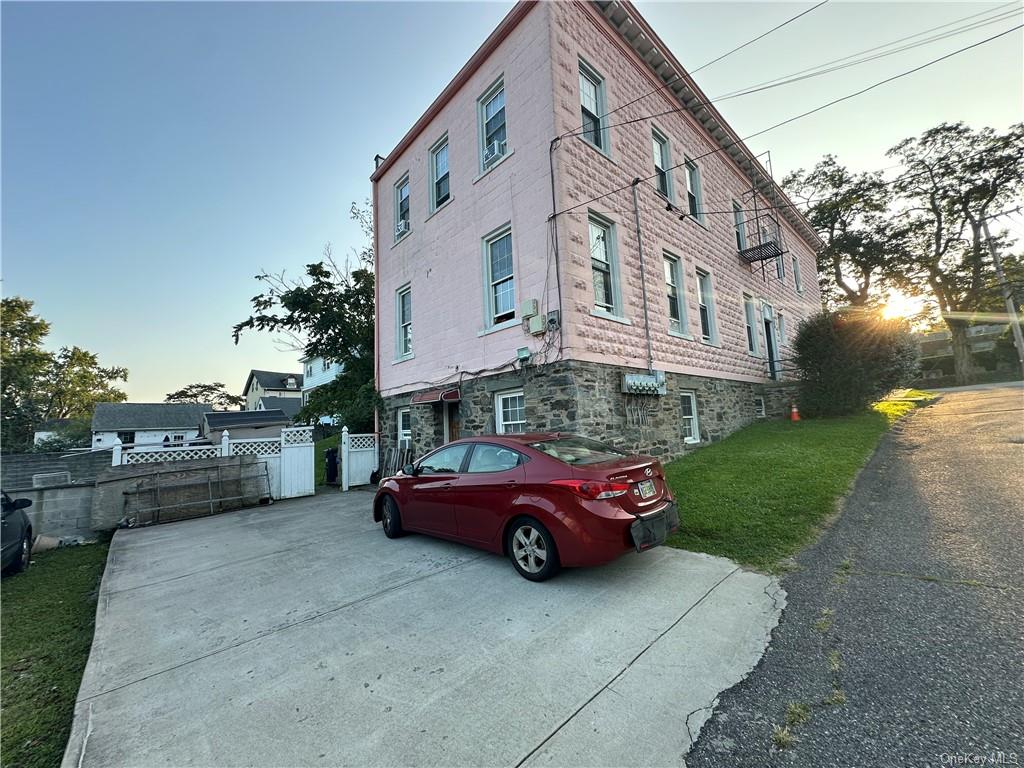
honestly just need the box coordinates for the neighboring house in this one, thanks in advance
[256,396,302,420]
[91,403,211,450]
[300,356,344,425]
[916,323,1011,378]
[201,410,293,443]
[33,418,74,446]
[242,370,303,411]
[371,1,822,461]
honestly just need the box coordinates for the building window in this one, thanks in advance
[696,269,716,342]
[429,135,450,211]
[652,129,672,198]
[743,293,760,355]
[322,359,330,372]
[754,397,766,418]
[664,253,687,335]
[479,79,507,170]
[394,175,410,241]
[733,201,748,251]
[306,363,313,377]
[484,227,515,326]
[792,255,803,292]
[579,60,607,151]
[116,431,135,445]
[303,391,309,406]
[495,389,526,434]
[589,215,619,315]
[684,160,703,222]
[397,408,412,447]
[396,285,412,358]
[776,254,785,280]
[681,392,700,444]
[172,433,185,446]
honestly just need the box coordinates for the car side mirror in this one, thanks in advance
[402,464,418,477]
[12,498,32,510]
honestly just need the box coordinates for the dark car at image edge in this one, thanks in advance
[373,434,679,581]
[1,491,34,576]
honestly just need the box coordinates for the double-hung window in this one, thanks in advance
[792,255,803,292]
[776,254,786,280]
[680,392,700,444]
[396,285,412,358]
[397,408,412,447]
[495,389,526,434]
[479,80,507,169]
[664,253,687,335]
[394,176,410,241]
[652,129,672,198]
[743,293,760,355]
[484,227,515,326]
[733,201,748,251]
[684,160,704,222]
[696,269,716,342]
[429,136,450,210]
[589,215,618,315]
[579,60,607,151]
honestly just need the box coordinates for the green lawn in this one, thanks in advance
[314,433,339,486]
[1,541,110,768]
[664,396,933,571]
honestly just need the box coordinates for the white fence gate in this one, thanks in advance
[113,426,314,501]
[341,427,378,492]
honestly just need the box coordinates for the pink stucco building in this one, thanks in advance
[371,0,822,462]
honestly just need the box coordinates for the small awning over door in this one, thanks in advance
[410,388,461,405]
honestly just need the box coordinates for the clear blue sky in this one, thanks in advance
[3,1,1021,401]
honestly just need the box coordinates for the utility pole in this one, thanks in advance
[981,216,1024,381]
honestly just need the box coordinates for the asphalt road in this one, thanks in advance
[687,383,1024,768]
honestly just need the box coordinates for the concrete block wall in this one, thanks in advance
[1,450,112,490]
[14,485,96,539]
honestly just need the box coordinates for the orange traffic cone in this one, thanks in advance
[790,402,801,422]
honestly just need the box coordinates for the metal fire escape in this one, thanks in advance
[736,151,789,283]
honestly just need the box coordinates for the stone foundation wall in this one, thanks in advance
[381,360,780,463]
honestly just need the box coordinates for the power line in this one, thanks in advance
[690,0,832,74]
[555,24,1023,218]
[561,5,1021,142]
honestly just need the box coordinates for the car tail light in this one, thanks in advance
[551,479,631,500]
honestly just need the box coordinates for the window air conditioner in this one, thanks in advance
[395,220,410,238]
[483,140,506,167]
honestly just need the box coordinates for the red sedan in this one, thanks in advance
[373,434,679,581]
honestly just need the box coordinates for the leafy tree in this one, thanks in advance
[232,202,377,432]
[32,418,92,452]
[783,156,891,308]
[887,122,1024,384]
[792,310,918,417]
[1,297,129,452]
[165,382,245,410]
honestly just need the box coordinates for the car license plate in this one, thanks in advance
[637,479,656,499]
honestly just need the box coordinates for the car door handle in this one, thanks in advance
[505,481,519,487]
[441,483,453,490]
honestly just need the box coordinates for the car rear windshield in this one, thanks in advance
[528,436,626,465]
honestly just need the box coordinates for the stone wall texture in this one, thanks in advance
[380,360,788,465]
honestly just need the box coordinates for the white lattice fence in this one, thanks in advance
[283,427,313,445]
[125,447,220,464]
[341,427,378,491]
[231,440,281,456]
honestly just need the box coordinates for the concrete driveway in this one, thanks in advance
[64,491,783,768]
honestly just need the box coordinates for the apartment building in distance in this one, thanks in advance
[371,0,823,461]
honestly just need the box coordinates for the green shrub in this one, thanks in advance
[793,310,918,417]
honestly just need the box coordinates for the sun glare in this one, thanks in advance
[881,292,924,320]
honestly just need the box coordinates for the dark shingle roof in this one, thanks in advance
[258,397,301,419]
[204,410,292,431]
[92,403,211,432]
[246,369,303,393]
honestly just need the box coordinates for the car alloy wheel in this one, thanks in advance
[512,525,547,574]
[381,496,404,539]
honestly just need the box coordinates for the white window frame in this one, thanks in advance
[394,175,411,242]
[589,213,622,318]
[652,128,672,200]
[395,284,413,359]
[429,134,450,212]
[664,252,688,336]
[397,408,412,447]
[754,397,766,418]
[776,254,785,281]
[494,389,526,435]
[578,59,609,154]
[743,293,760,355]
[733,201,748,251]
[684,159,704,223]
[696,268,717,343]
[681,391,700,445]
[792,255,803,293]
[478,78,508,172]
[482,224,516,328]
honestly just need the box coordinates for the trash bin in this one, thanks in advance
[325,447,339,485]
